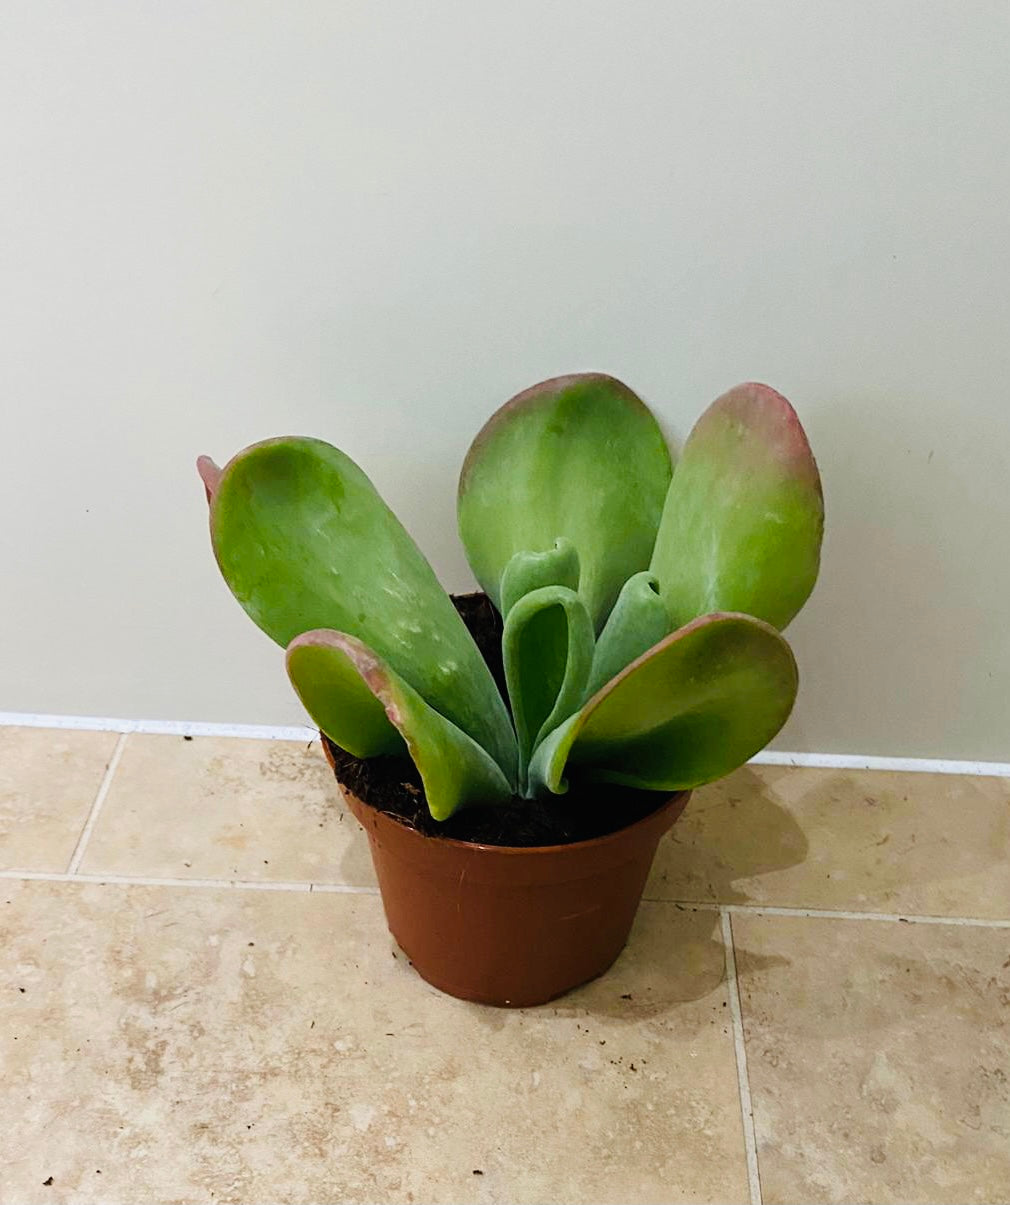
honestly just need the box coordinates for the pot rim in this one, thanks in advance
[342,782,691,859]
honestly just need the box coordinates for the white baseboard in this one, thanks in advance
[1,710,1008,778]
[0,711,315,742]
[748,749,1010,777]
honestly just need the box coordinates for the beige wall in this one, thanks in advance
[2,3,1008,759]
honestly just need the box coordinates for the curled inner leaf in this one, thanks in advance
[499,538,580,618]
[586,571,670,698]
[502,585,595,783]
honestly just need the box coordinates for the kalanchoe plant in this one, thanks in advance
[198,375,823,821]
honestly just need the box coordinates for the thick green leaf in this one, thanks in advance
[650,383,823,630]
[528,612,797,795]
[205,437,517,782]
[586,571,671,698]
[502,585,594,785]
[286,635,404,758]
[458,374,673,629]
[499,537,579,617]
[287,631,512,821]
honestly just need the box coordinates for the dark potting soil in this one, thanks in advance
[322,592,671,848]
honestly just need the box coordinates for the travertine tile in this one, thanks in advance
[0,727,118,872]
[647,764,1010,918]
[0,882,747,1205]
[81,734,375,885]
[732,912,1010,1204]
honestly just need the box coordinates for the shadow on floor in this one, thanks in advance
[566,769,807,1018]
[648,766,810,905]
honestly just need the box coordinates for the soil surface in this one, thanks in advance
[323,592,670,848]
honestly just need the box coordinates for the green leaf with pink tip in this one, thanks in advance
[286,634,404,759]
[528,612,798,795]
[196,455,222,502]
[650,383,823,630]
[287,630,512,821]
[458,374,672,629]
[501,585,594,779]
[205,437,516,782]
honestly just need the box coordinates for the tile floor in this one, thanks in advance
[1,727,1007,1205]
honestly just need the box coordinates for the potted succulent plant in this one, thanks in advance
[197,374,823,1006]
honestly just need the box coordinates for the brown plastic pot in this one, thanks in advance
[330,751,690,1007]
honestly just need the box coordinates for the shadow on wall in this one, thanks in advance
[780,388,1005,759]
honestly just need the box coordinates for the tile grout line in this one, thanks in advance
[65,732,128,874]
[308,882,381,894]
[724,902,1010,928]
[721,908,763,1205]
[3,865,1009,927]
[640,899,1010,928]
[0,868,380,894]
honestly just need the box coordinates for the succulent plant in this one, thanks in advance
[198,374,823,821]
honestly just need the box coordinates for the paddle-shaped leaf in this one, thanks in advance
[286,635,404,759]
[287,631,512,821]
[458,374,673,629]
[650,383,823,630]
[528,613,797,794]
[501,585,594,781]
[586,571,670,698]
[204,437,517,782]
[198,374,822,819]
